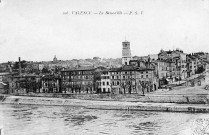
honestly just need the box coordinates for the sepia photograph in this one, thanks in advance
[1,0,209,134]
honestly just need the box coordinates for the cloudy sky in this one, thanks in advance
[0,0,209,62]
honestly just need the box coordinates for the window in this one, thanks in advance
[103,88,106,92]
[103,82,105,86]
[146,75,148,78]
[141,72,143,74]
[117,81,120,85]
[141,75,143,78]
[123,76,125,79]
[107,82,109,85]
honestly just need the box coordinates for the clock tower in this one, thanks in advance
[122,40,132,65]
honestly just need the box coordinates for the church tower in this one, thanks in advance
[53,55,57,63]
[122,40,132,65]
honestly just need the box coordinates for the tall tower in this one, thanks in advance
[53,55,57,63]
[18,57,22,75]
[122,40,132,65]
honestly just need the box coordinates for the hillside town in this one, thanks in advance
[0,41,209,95]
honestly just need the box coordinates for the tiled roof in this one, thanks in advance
[109,65,154,72]
[63,66,95,71]
[109,67,121,72]
[156,59,174,63]
[187,55,196,60]
[172,56,180,59]
[165,50,172,54]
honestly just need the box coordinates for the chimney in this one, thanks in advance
[18,57,22,75]
[8,65,12,73]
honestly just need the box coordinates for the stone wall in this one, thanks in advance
[1,95,209,113]
[7,93,209,104]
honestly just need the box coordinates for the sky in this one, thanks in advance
[0,0,209,62]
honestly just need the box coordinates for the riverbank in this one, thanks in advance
[1,95,209,113]
[5,91,209,104]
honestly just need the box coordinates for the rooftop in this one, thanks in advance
[109,65,154,72]
[62,66,95,71]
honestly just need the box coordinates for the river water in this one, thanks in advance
[0,104,209,135]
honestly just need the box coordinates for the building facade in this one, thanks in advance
[61,66,95,93]
[100,70,111,93]
[109,65,158,94]
[41,75,61,93]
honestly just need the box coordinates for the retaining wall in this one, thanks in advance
[9,93,209,104]
[1,95,209,113]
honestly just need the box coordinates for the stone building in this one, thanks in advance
[100,69,111,93]
[61,66,95,93]
[109,65,158,94]
[41,75,61,93]
[158,49,187,80]
[186,54,198,77]
[9,74,39,94]
[155,59,176,86]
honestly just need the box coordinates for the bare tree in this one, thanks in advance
[120,79,132,94]
[120,81,127,94]
[86,82,93,93]
[61,82,67,93]
[139,80,147,95]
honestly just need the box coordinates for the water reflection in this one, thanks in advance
[0,104,209,135]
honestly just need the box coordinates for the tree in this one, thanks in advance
[120,80,129,94]
[94,81,101,93]
[196,66,205,74]
[86,82,93,93]
[61,82,67,93]
[139,80,147,95]
[35,80,42,93]
[21,79,36,93]
[13,60,27,73]
[42,67,51,74]
[13,60,27,69]
[93,70,102,93]
[19,80,27,90]
[127,77,137,94]
[48,81,54,93]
